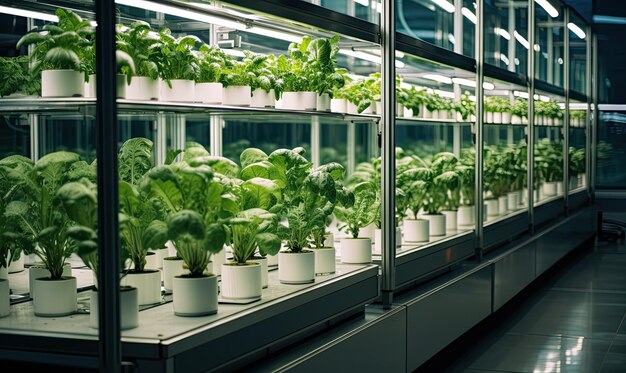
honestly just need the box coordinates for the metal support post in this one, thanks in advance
[155,113,167,166]
[508,1,516,73]
[347,122,356,175]
[563,9,570,212]
[475,0,484,260]
[585,27,592,199]
[311,117,320,168]
[591,33,598,200]
[95,0,121,371]
[380,0,396,307]
[527,0,536,231]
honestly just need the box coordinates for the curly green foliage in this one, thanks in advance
[334,181,375,238]
[196,43,229,84]
[535,139,563,183]
[116,21,161,79]
[455,91,475,120]
[229,208,280,264]
[156,29,200,85]
[396,156,433,220]
[512,98,528,118]
[569,146,586,176]
[426,152,461,212]
[485,96,512,113]
[119,137,153,186]
[16,9,94,74]
[0,56,40,97]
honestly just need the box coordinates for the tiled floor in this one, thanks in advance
[443,239,626,373]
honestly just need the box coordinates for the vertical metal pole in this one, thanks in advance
[347,121,356,175]
[454,0,463,55]
[585,27,592,198]
[380,0,395,307]
[155,113,167,166]
[95,0,121,371]
[547,24,553,83]
[508,1,516,73]
[591,33,598,199]
[528,0,535,231]
[311,117,320,168]
[475,0,484,259]
[563,9,570,212]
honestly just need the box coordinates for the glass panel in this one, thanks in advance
[534,0,565,86]
[300,0,380,24]
[568,101,587,193]
[483,78,529,228]
[597,110,626,188]
[484,0,529,75]
[393,52,476,257]
[533,90,565,204]
[568,12,587,95]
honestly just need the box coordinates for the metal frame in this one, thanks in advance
[527,0,536,231]
[475,0,485,259]
[564,9,570,212]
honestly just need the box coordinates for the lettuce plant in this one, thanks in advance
[455,91,475,120]
[485,96,511,113]
[16,9,94,75]
[156,29,201,86]
[4,151,89,280]
[0,56,40,97]
[396,156,433,220]
[426,152,460,213]
[334,181,376,238]
[457,148,476,206]
[116,21,162,80]
[197,44,229,84]
[512,98,528,119]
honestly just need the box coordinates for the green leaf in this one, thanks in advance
[167,210,205,241]
[189,155,239,177]
[118,137,153,185]
[240,148,268,168]
[256,232,281,256]
[143,219,168,250]
[142,165,183,213]
[205,222,226,254]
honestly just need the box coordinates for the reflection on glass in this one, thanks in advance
[533,93,565,204]
[569,12,587,94]
[568,102,587,192]
[596,111,623,188]
[484,0,529,75]
[534,0,565,86]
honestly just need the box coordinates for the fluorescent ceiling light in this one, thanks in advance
[451,77,495,90]
[535,0,559,19]
[116,0,300,43]
[338,49,404,68]
[448,33,456,44]
[422,74,453,84]
[353,0,369,6]
[431,0,455,13]
[434,90,455,99]
[514,91,530,99]
[494,27,511,40]
[222,49,245,58]
[534,44,541,52]
[461,7,477,24]
[593,15,626,25]
[569,103,587,110]
[514,31,530,49]
[0,5,58,22]
[567,22,586,39]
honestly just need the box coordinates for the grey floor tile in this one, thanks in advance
[504,290,626,339]
[550,253,626,293]
[466,334,611,373]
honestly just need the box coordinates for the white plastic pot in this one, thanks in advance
[222,85,251,106]
[162,256,186,292]
[314,247,336,275]
[316,93,331,111]
[195,82,223,104]
[121,270,162,306]
[330,98,347,113]
[324,232,335,248]
[403,219,429,243]
[116,74,127,99]
[359,223,376,241]
[403,107,414,118]
[442,210,458,231]
[8,253,24,273]
[29,263,72,299]
[221,262,262,300]
[556,181,564,196]
[211,248,226,276]
[396,103,404,116]
[33,276,77,317]
[507,191,521,211]
[0,266,6,280]
[458,205,475,227]
[127,76,160,101]
[299,92,318,110]
[486,112,494,123]
[41,70,84,98]
[512,115,522,124]
[144,251,159,270]
[251,88,275,108]
[485,198,499,217]
[422,105,431,119]
[542,182,557,197]
[267,253,278,267]
[278,251,315,284]
[250,256,268,288]
[0,279,8,317]
[498,195,508,215]
[173,275,218,316]
[281,92,317,111]
[347,101,373,115]
[85,73,96,98]
[161,79,195,102]
[502,112,511,124]
[493,112,503,124]
[341,238,372,264]
[90,287,138,329]
[423,214,446,236]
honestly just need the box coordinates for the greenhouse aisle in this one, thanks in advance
[420,238,626,373]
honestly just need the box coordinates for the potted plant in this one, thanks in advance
[455,91,476,122]
[277,36,316,110]
[569,146,585,189]
[429,152,461,233]
[195,43,228,104]
[16,8,94,97]
[245,52,282,108]
[456,149,476,227]
[334,181,376,263]
[221,57,253,107]
[57,178,139,328]
[117,21,162,101]
[484,146,510,216]
[4,152,88,316]
[397,155,433,242]
[117,138,167,305]
[512,98,528,124]
[0,56,40,98]
[157,29,200,102]
[306,35,344,111]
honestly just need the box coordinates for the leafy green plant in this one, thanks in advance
[116,21,161,79]
[4,151,89,280]
[398,87,428,115]
[196,44,228,84]
[484,146,511,198]
[455,91,475,120]
[334,181,375,238]
[569,146,585,176]
[157,29,200,86]
[0,56,40,97]
[426,152,460,212]
[242,52,283,98]
[16,9,94,75]
[535,139,563,183]
[396,155,432,220]
[457,148,475,206]
[485,96,512,113]
[512,98,528,118]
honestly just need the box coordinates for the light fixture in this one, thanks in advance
[353,0,369,6]
[461,7,477,24]
[593,15,626,25]
[0,5,58,22]
[338,49,405,68]
[514,91,530,99]
[567,22,586,39]
[451,77,495,90]
[116,0,301,43]
[448,33,456,44]
[500,53,510,66]
[535,0,559,18]
[494,27,511,40]
[422,74,453,84]
[431,0,455,13]
[434,89,455,99]
[514,30,530,49]
[222,49,245,58]
[534,44,541,52]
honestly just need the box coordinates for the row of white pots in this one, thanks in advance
[570,117,586,127]
[484,112,512,124]
[535,116,564,126]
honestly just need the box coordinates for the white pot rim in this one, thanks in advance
[174,274,216,280]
